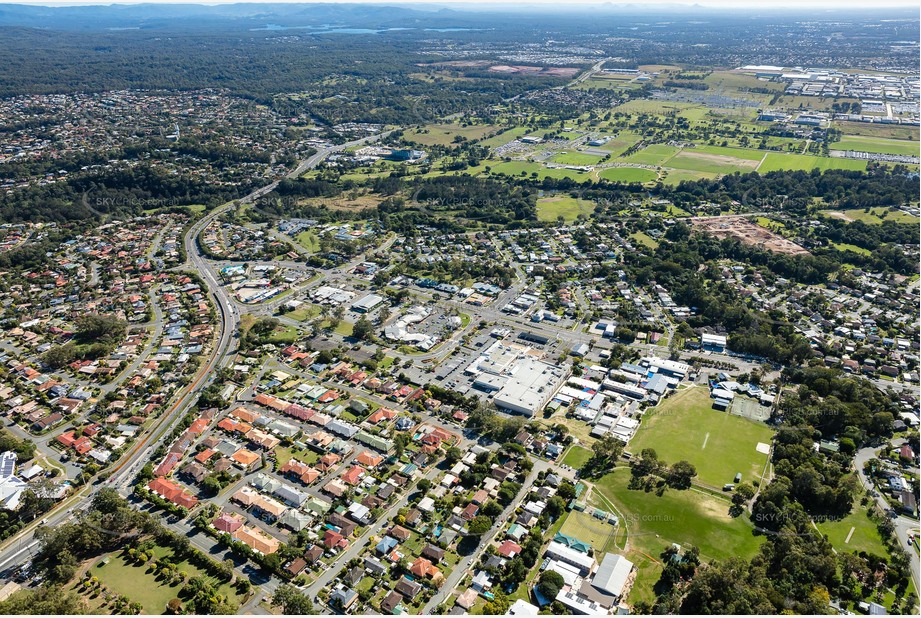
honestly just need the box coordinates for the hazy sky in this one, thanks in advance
[4,0,920,8]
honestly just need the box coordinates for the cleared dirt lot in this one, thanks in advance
[691,215,810,255]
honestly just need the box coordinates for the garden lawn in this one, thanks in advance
[628,386,774,488]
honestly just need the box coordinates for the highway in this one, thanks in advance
[0,131,391,578]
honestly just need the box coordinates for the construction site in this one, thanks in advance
[690,216,810,255]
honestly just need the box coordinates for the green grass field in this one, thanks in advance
[623,144,680,166]
[757,153,868,173]
[600,167,658,183]
[694,145,769,161]
[815,499,889,557]
[834,135,919,156]
[834,122,920,141]
[833,242,872,256]
[550,151,605,166]
[666,151,759,174]
[661,169,718,184]
[286,304,322,322]
[630,231,659,249]
[823,207,920,225]
[90,547,242,615]
[561,445,593,469]
[478,126,529,148]
[592,468,764,606]
[404,123,498,146]
[628,386,774,488]
[489,160,592,181]
[536,196,595,222]
[559,510,621,555]
[296,231,320,252]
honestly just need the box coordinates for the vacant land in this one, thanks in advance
[692,216,809,255]
[600,167,658,183]
[489,160,592,181]
[833,135,919,156]
[757,152,868,173]
[628,386,774,488]
[667,150,759,174]
[536,196,594,222]
[823,207,920,225]
[404,123,498,146]
[296,231,319,252]
[623,144,679,166]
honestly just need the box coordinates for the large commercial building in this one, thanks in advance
[351,293,385,313]
[467,341,569,417]
[591,553,636,601]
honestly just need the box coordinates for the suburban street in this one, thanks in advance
[854,440,921,591]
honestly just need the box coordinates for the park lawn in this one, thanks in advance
[815,500,888,557]
[757,152,868,173]
[592,468,764,577]
[551,151,605,166]
[628,386,774,488]
[834,135,919,156]
[600,167,658,183]
[629,231,659,249]
[623,144,680,166]
[91,548,241,615]
[536,196,594,222]
[559,510,621,556]
[833,242,872,256]
[295,231,320,252]
[824,208,920,225]
[267,324,299,344]
[561,445,593,470]
[666,151,759,174]
[286,304,322,322]
[378,356,395,370]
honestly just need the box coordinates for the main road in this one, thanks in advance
[0,131,391,574]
